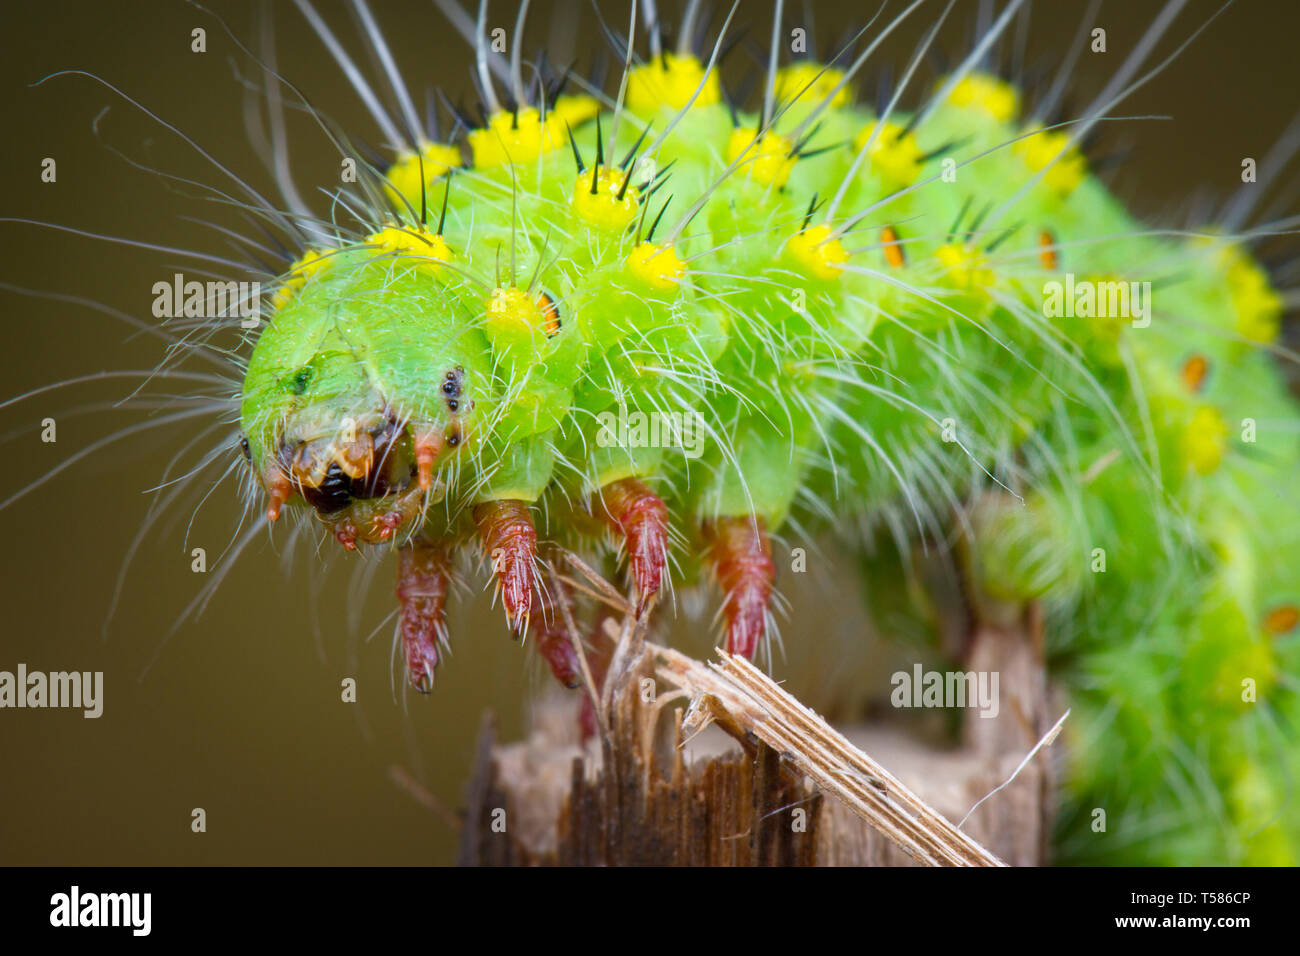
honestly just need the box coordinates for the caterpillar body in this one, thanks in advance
[10,1,1300,866]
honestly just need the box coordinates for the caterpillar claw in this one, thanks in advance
[474,499,538,633]
[395,540,453,693]
[595,478,670,616]
[706,516,776,660]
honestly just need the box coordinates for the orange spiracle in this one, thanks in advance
[1181,354,1210,393]
[1263,604,1299,635]
[881,225,906,268]
[535,291,562,337]
[1039,228,1059,270]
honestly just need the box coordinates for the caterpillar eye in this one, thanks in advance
[535,291,561,337]
[238,436,252,462]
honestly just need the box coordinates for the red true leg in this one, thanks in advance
[473,499,538,634]
[395,540,453,693]
[265,470,294,522]
[413,429,442,492]
[528,553,584,690]
[594,477,670,615]
[705,515,776,659]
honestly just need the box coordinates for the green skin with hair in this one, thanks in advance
[240,74,1300,865]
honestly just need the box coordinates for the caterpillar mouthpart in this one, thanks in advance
[261,411,449,548]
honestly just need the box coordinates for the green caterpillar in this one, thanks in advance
[14,0,1300,867]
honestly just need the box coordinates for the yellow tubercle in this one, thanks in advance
[1183,404,1230,475]
[935,243,995,291]
[550,95,601,130]
[468,108,561,167]
[627,242,685,290]
[1224,247,1283,344]
[944,73,1020,124]
[774,63,849,109]
[272,249,330,311]
[851,120,923,186]
[484,286,552,349]
[366,225,453,272]
[572,167,641,230]
[626,53,721,114]
[726,128,797,188]
[384,141,462,206]
[1014,127,1087,196]
[786,225,849,281]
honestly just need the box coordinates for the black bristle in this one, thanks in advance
[717,24,752,66]
[795,143,841,161]
[965,201,993,242]
[646,196,673,243]
[616,164,635,201]
[802,193,820,231]
[567,122,586,174]
[983,222,1022,254]
[418,153,427,227]
[549,62,573,103]
[948,195,973,240]
[722,85,741,127]
[791,121,825,157]
[651,158,678,184]
[619,124,653,169]
[437,174,451,236]
[898,108,923,139]
[435,89,474,137]
[918,137,971,164]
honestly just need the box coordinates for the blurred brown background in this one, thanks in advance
[1,0,1296,865]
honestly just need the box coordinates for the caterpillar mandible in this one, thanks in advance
[5,0,1299,868]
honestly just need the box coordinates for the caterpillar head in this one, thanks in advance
[240,244,491,547]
